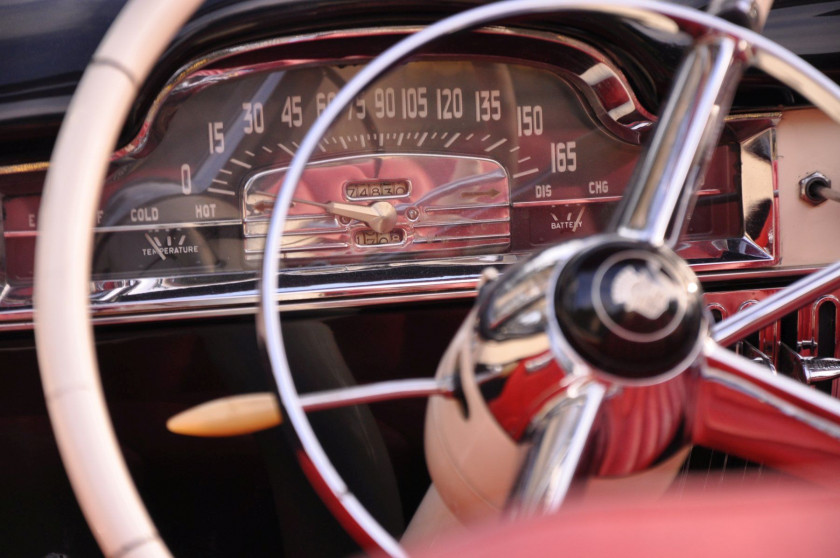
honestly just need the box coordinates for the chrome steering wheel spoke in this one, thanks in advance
[697,341,840,483]
[612,34,744,247]
[613,1,771,247]
[298,377,454,412]
[507,379,606,518]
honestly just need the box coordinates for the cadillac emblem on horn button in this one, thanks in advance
[611,263,681,321]
[593,251,688,344]
[553,240,705,380]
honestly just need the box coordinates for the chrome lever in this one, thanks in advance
[735,340,776,373]
[778,342,840,385]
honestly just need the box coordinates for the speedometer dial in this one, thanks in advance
[87,52,648,277]
[230,59,641,263]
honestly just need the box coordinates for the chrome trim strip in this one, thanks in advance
[713,260,840,347]
[811,295,840,358]
[0,289,482,332]
[413,234,509,244]
[424,203,510,212]
[513,196,623,207]
[412,219,511,229]
[512,186,725,208]
[278,242,350,253]
[94,220,241,233]
[6,219,244,238]
[701,265,820,282]
[0,261,828,331]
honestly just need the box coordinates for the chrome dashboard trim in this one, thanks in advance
[674,113,779,272]
[0,261,827,331]
[809,295,840,358]
[511,187,723,208]
[4,219,243,238]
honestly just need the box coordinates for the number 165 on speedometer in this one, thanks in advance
[550,141,577,173]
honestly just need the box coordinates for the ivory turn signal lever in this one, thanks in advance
[167,393,281,437]
[167,378,454,437]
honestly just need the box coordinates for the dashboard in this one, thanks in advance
[0,24,780,324]
[6,1,840,556]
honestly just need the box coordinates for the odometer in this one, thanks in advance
[344,180,411,201]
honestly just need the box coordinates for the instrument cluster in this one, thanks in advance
[0,28,777,314]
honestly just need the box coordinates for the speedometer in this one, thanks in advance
[232,58,645,264]
[86,49,649,276]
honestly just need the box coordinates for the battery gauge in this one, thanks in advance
[528,202,616,245]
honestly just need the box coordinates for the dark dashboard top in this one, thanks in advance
[2,0,840,166]
[4,0,840,88]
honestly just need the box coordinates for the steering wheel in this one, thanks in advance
[33,0,840,557]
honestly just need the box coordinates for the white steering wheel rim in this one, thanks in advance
[32,1,840,557]
[33,1,202,556]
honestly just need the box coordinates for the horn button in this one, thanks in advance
[553,240,706,381]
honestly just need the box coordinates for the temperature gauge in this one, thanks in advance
[91,226,242,278]
[141,231,200,262]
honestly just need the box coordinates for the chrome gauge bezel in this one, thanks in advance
[0,26,778,328]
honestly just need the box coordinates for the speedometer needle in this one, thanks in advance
[292,198,398,233]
